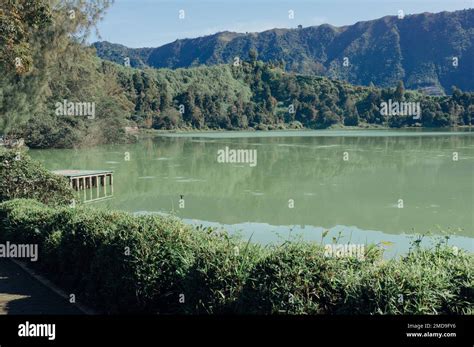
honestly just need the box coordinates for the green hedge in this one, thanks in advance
[0,199,472,314]
[240,243,473,314]
[0,199,261,313]
[0,148,74,205]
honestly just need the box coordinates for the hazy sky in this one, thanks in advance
[91,0,473,47]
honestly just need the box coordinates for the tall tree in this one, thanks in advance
[394,80,405,101]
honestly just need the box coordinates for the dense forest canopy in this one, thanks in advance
[0,1,473,149]
[113,60,473,132]
[0,0,132,148]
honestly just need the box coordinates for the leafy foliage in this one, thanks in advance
[241,242,473,314]
[0,198,471,314]
[1,2,473,149]
[0,0,52,74]
[116,61,474,131]
[0,148,74,205]
[0,0,134,148]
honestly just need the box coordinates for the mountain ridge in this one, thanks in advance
[93,9,474,93]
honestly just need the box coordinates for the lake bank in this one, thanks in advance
[29,129,474,256]
[0,198,471,314]
[140,125,474,137]
[1,147,472,314]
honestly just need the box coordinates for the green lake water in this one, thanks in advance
[30,129,474,257]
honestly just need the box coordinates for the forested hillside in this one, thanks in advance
[112,60,473,132]
[94,9,474,94]
[1,1,473,149]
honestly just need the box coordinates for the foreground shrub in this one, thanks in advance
[240,243,473,315]
[183,229,263,313]
[349,247,474,315]
[0,199,201,313]
[239,243,382,314]
[0,199,472,314]
[0,148,73,205]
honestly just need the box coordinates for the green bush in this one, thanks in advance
[240,243,473,315]
[0,200,201,313]
[0,148,74,205]
[183,228,263,314]
[239,243,374,314]
[349,247,474,314]
[0,199,472,315]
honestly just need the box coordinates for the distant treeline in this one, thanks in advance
[1,1,473,149]
[116,59,474,132]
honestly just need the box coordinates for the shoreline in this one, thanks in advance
[0,198,472,315]
[139,126,474,139]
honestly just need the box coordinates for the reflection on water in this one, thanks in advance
[30,130,474,255]
[80,189,114,204]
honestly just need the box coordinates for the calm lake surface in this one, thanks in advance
[30,130,474,257]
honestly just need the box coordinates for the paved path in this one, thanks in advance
[0,260,83,315]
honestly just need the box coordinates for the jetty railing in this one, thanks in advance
[52,170,114,203]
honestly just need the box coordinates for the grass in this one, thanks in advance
[0,198,472,315]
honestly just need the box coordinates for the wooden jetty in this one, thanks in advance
[52,170,114,203]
